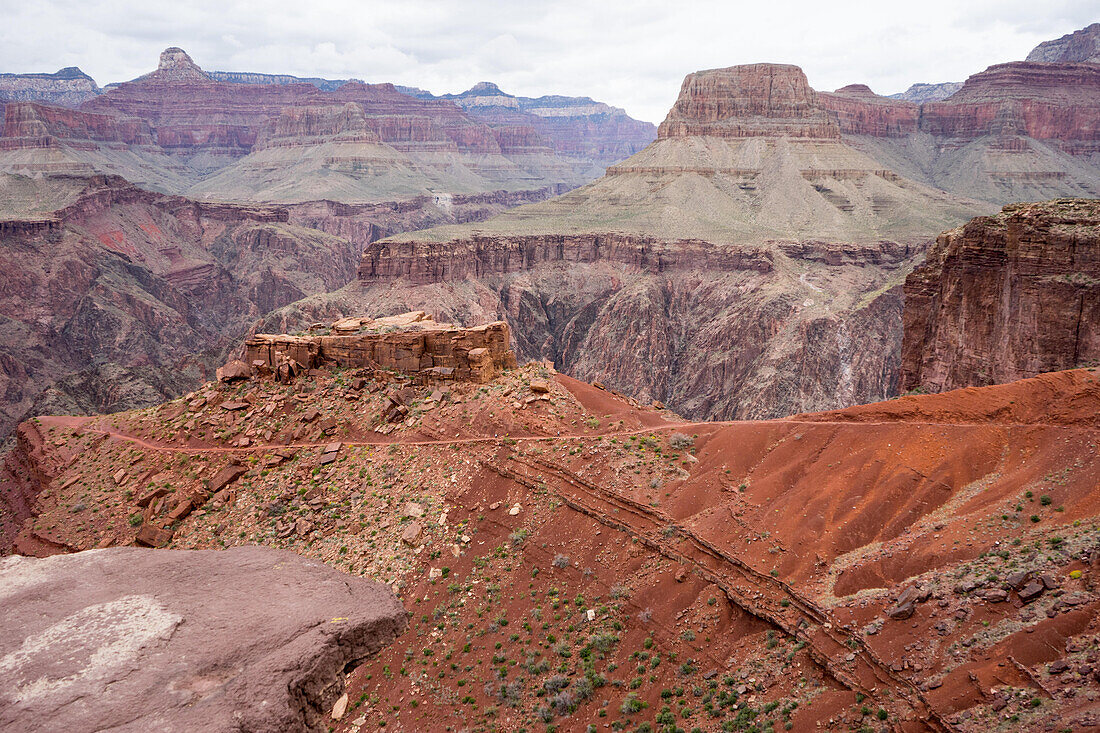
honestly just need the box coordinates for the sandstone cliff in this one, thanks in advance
[658,64,840,139]
[901,198,1100,393]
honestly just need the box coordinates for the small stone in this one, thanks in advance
[508,504,521,516]
[529,380,550,394]
[220,401,249,411]
[331,692,349,721]
[428,568,443,580]
[404,502,424,518]
[401,522,423,546]
[586,609,596,622]
[134,524,174,548]
[978,588,1008,603]
[489,501,502,510]
[1018,580,1045,603]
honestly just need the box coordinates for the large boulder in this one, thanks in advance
[0,546,406,732]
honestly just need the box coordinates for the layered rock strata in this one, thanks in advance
[658,64,840,139]
[901,198,1100,393]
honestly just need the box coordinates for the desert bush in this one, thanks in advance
[669,432,694,450]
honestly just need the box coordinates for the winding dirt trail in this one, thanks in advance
[41,413,1087,459]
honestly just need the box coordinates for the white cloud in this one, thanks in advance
[0,0,1095,122]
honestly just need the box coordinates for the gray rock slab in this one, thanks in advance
[0,546,406,732]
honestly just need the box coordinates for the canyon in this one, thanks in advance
[2,20,1100,733]
[0,26,1098,438]
[267,62,987,421]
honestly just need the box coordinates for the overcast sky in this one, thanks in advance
[1,0,1096,123]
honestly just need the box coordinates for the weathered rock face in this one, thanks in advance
[658,63,840,139]
[253,102,382,149]
[901,199,1100,393]
[0,546,406,733]
[1026,22,1100,64]
[267,231,921,421]
[357,234,775,283]
[81,49,531,162]
[844,61,1100,204]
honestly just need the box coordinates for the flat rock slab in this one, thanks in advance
[0,546,406,733]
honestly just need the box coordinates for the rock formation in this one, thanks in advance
[6,355,1100,731]
[244,312,517,382]
[71,48,588,196]
[658,63,840,139]
[901,198,1100,393]
[818,84,918,137]
[0,170,553,440]
[0,546,405,732]
[1026,22,1100,64]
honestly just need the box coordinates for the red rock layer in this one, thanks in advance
[0,102,154,149]
[818,84,918,137]
[253,102,381,150]
[657,63,841,139]
[919,62,1100,152]
[900,198,1100,393]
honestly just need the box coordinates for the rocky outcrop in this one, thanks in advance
[901,199,1100,393]
[0,171,562,440]
[81,49,537,161]
[253,102,381,149]
[658,64,840,139]
[1026,23,1100,64]
[245,314,517,382]
[0,546,405,732]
